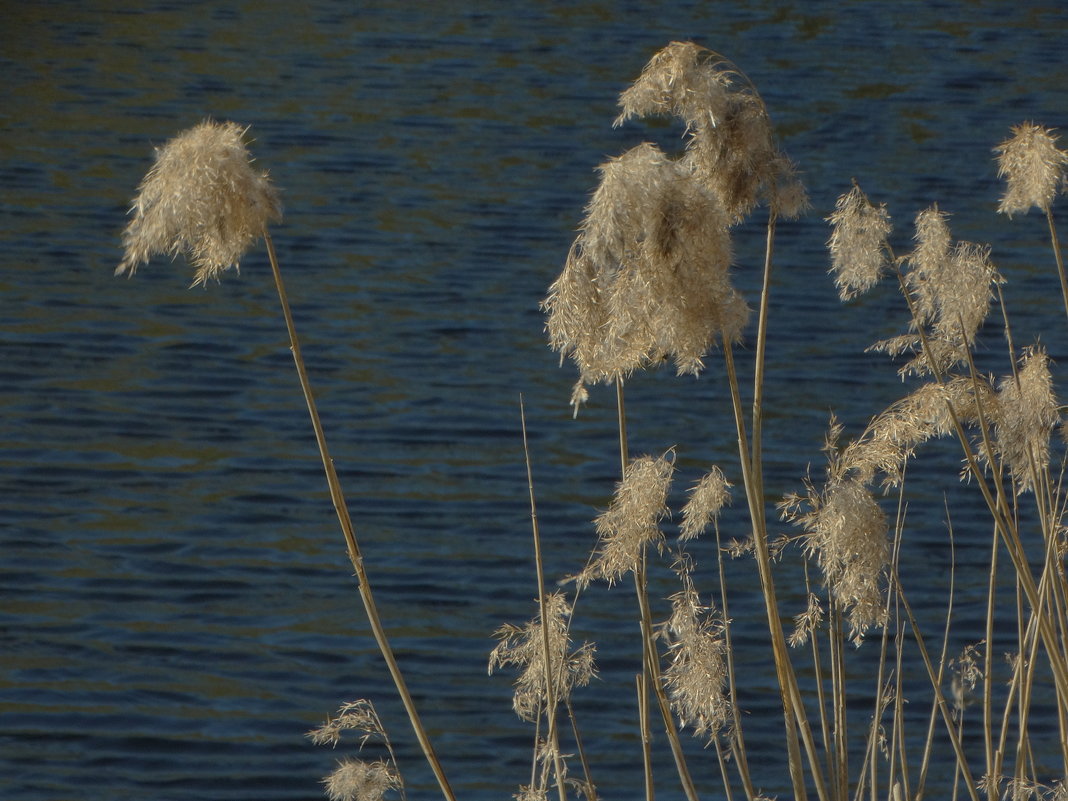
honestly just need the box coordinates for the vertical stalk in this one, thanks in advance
[1045,208,1068,323]
[615,378,701,801]
[263,231,455,801]
[722,341,828,801]
[520,396,568,801]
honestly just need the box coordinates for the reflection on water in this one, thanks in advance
[3,2,1068,799]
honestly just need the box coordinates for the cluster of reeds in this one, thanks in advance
[116,44,1068,801]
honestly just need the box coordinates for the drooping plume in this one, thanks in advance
[661,560,732,742]
[117,120,282,286]
[992,346,1059,494]
[544,144,740,395]
[616,41,807,223]
[546,43,807,409]
[679,466,732,541]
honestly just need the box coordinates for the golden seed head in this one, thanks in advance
[117,120,282,286]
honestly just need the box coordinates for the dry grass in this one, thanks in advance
[116,42,1068,801]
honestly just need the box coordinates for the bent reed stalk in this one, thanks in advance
[113,48,1068,801]
[116,120,455,801]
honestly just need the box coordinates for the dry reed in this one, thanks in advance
[114,51,1068,801]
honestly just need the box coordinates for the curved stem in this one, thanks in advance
[263,230,455,801]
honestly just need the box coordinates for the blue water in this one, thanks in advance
[4,2,1068,799]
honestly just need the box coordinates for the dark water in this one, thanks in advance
[4,2,1068,799]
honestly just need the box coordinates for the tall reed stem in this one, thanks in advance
[1046,208,1068,323]
[614,379,701,801]
[263,230,455,801]
[520,396,568,801]
[722,341,828,801]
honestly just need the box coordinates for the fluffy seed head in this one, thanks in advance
[616,41,807,223]
[827,181,892,300]
[322,759,400,801]
[488,592,596,722]
[661,565,731,741]
[117,120,282,286]
[994,122,1067,216]
[840,378,992,488]
[804,478,890,644]
[579,453,674,587]
[679,466,732,541]
[993,346,1059,494]
[544,144,740,400]
[307,700,387,749]
[873,206,1000,376]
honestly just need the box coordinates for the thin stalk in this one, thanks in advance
[565,699,598,801]
[750,211,777,477]
[828,600,848,801]
[262,231,455,801]
[1045,207,1068,323]
[519,396,568,801]
[638,673,655,801]
[916,502,957,799]
[715,525,756,801]
[983,522,998,782]
[722,340,829,801]
[895,581,981,801]
[614,378,701,801]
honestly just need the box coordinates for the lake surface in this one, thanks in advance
[4,2,1068,799]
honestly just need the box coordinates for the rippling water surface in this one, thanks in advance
[4,2,1068,799]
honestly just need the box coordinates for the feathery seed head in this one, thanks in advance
[322,759,400,801]
[994,346,1059,494]
[580,453,674,587]
[789,592,825,648]
[544,145,739,400]
[840,378,990,488]
[661,565,731,741]
[615,41,734,131]
[807,478,890,644]
[994,122,1068,216]
[307,700,388,750]
[679,466,732,541]
[874,207,1000,376]
[488,592,596,722]
[616,42,806,223]
[117,120,282,286]
[827,182,893,300]
[782,435,890,645]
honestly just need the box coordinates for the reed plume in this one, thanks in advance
[117,121,455,801]
[308,701,405,801]
[872,205,1000,377]
[781,423,890,643]
[839,378,991,488]
[116,120,282,286]
[578,452,674,588]
[995,122,1068,324]
[615,41,806,223]
[679,466,731,541]
[543,143,739,406]
[827,181,892,301]
[488,592,597,723]
[661,557,732,742]
[322,759,402,801]
[994,123,1067,217]
[991,346,1059,494]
